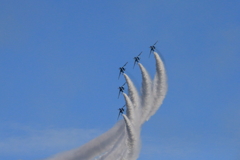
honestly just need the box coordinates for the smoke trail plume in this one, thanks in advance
[98,129,126,160]
[122,115,136,155]
[122,114,140,160]
[44,51,167,160]
[124,74,140,109]
[147,52,167,120]
[138,63,153,124]
[123,93,135,122]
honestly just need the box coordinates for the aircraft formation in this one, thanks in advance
[117,41,158,119]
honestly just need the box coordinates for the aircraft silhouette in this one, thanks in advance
[118,82,126,98]
[149,41,158,57]
[133,52,142,68]
[117,105,125,120]
[118,62,128,79]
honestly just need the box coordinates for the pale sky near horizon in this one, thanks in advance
[0,1,240,160]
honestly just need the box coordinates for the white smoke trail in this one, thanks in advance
[123,93,135,122]
[147,52,167,120]
[44,51,167,160]
[122,114,140,160]
[123,74,142,128]
[122,73,142,160]
[123,74,140,109]
[98,129,126,160]
[101,74,142,160]
[138,63,153,124]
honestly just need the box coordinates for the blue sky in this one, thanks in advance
[0,0,240,160]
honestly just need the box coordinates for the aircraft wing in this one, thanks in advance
[138,52,142,57]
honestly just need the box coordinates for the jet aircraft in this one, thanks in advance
[117,105,125,120]
[118,62,128,79]
[149,41,158,57]
[118,82,126,98]
[133,52,142,68]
